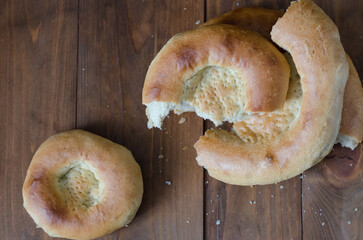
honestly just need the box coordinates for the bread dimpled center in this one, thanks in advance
[57,161,103,209]
[181,66,248,126]
[233,53,302,144]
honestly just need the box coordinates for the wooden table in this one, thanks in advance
[1,0,362,239]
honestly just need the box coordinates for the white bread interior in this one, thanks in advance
[145,66,253,128]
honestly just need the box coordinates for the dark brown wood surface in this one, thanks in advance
[0,0,361,239]
[204,1,301,240]
[0,1,78,239]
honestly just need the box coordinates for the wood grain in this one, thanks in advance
[302,145,363,240]
[0,0,78,239]
[205,1,301,240]
[77,0,204,239]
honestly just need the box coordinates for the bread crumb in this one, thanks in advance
[349,163,353,167]
[178,117,186,124]
[182,146,189,151]
[347,221,351,225]
[184,7,187,10]
[195,20,201,25]
[271,194,275,198]
[165,181,171,185]
[158,154,164,159]
[125,224,128,227]
[205,181,209,184]
[216,220,220,225]
[280,185,284,189]
[355,208,359,212]
[322,222,325,226]
[186,218,190,224]
[81,67,85,71]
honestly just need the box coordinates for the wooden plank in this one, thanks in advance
[302,1,363,239]
[205,174,302,240]
[0,0,78,239]
[302,145,362,240]
[77,0,204,239]
[204,1,302,240]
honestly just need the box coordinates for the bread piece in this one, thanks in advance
[142,24,290,128]
[337,56,363,149]
[23,130,143,239]
[194,0,349,185]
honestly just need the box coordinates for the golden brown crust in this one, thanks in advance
[202,6,362,145]
[194,0,349,185]
[202,6,363,147]
[201,7,284,40]
[142,24,290,112]
[340,56,363,143]
[23,130,143,239]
